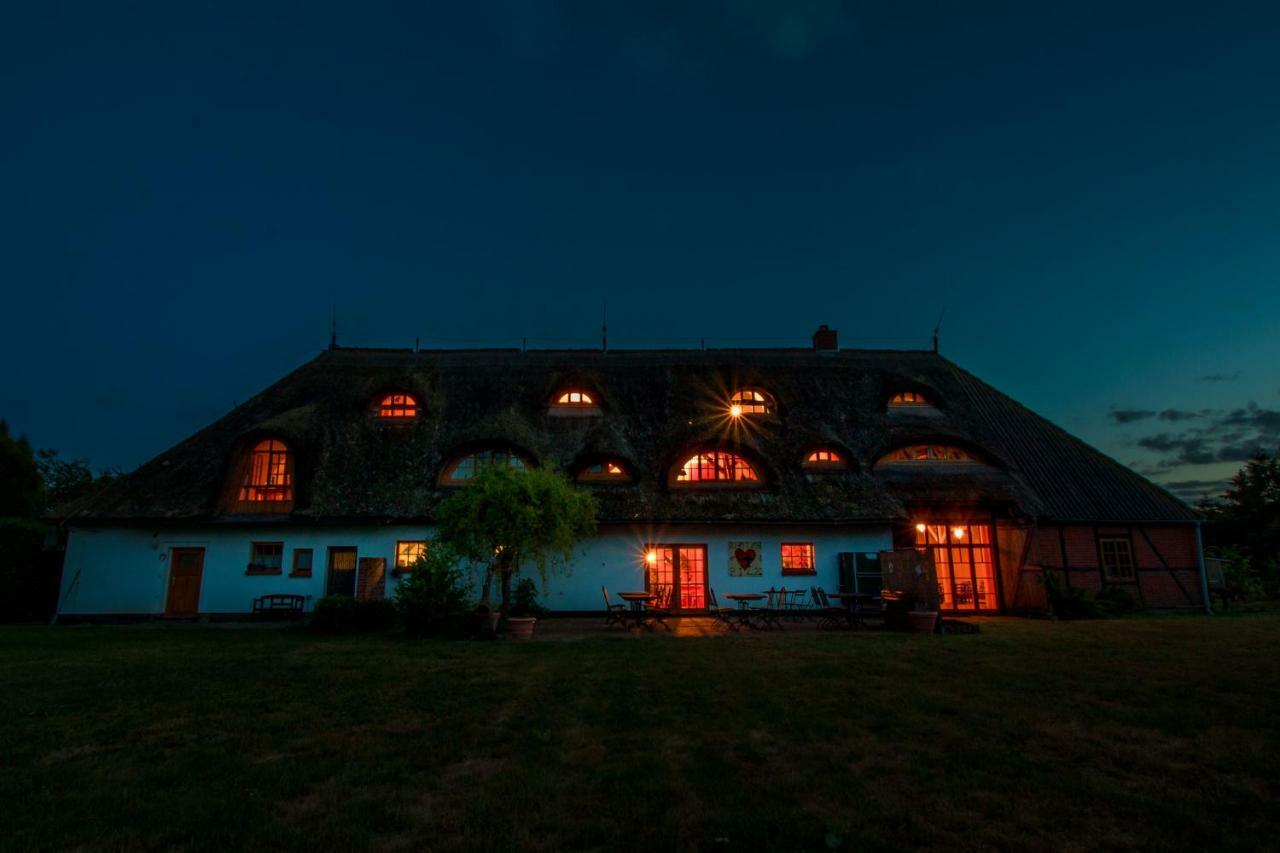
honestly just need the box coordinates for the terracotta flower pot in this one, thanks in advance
[507,616,537,640]
[908,610,938,635]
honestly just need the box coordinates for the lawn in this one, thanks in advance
[2,615,1277,852]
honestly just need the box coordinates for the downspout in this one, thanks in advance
[1195,521,1212,615]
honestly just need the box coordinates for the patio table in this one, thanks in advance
[723,593,766,629]
[617,592,657,631]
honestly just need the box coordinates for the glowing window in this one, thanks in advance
[882,445,973,463]
[804,449,846,468]
[781,543,816,574]
[730,389,773,415]
[555,390,595,406]
[442,450,528,483]
[396,540,427,570]
[912,523,995,611]
[577,461,630,482]
[238,440,293,502]
[889,391,931,406]
[675,451,760,483]
[377,393,419,419]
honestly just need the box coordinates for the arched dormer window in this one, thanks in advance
[576,461,632,483]
[673,450,761,485]
[804,448,847,470]
[549,388,602,417]
[879,444,974,463]
[376,393,419,420]
[555,390,594,406]
[440,449,529,485]
[889,391,932,407]
[238,439,293,502]
[729,389,774,416]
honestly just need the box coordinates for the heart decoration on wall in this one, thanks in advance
[734,548,756,570]
[728,541,763,577]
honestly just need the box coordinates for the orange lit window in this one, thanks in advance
[912,523,995,611]
[882,445,972,463]
[442,450,528,483]
[804,449,846,468]
[781,543,816,574]
[675,451,760,483]
[377,393,419,419]
[577,461,630,482]
[238,440,293,502]
[730,389,773,415]
[396,540,427,570]
[555,390,595,406]
[889,391,931,406]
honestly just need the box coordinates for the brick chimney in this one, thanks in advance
[812,324,838,352]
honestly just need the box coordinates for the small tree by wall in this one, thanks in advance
[434,464,596,614]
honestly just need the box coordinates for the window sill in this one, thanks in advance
[781,570,817,576]
[391,567,412,577]
[246,567,283,576]
[289,571,312,579]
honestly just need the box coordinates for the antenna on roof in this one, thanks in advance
[601,298,608,353]
[932,308,946,353]
[330,303,338,350]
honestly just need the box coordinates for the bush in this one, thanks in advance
[394,542,474,637]
[0,518,54,623]
[1043,571,1136,620]
[1210,546,1268,602]
[509,577,545,618]
[310,595,397,634]
[1093,585,1139,616]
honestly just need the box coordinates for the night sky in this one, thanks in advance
[3,2,1279,502]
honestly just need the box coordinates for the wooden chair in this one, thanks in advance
[751,587,785,630]
[646,584,674,632]
[812,587,848,629]
[706,587,740,631]
[602,586,627,629]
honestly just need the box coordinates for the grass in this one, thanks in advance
[2,615,1278,852]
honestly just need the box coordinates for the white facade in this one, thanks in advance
[56,523,893,617]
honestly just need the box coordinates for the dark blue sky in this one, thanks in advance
[3,2,1279,500]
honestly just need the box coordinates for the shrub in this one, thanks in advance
[1093,585,1139,615]
[1044,572,1109,620]
[509,577,545,618]
[0,518,54,623]
[394,542,474,637]
[1210,546,1268,602]
[310,595,396,633]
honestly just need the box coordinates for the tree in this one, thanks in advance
[434,464,596,615]
[0,421,43,518]
[35,448,121,511]
[1200,451,1280,597]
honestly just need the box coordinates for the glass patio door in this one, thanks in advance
[914,524,997,612]
[646,545,707,610]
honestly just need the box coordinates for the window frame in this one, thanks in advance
[375,393,420,420]
[888,390,933,407]
[803,448,847,470]
[438,449,530,486]
[1098,535,1137,582]
[247,541,285,575]
[576,461,632,483]
[290,547,313,577]
[670,449,763,487]
[729,388,775,416]
[553,389,596,407]
[394,540,428,573]
[880,444,975,463]
[237,439,294,504]
[780,542,816,575]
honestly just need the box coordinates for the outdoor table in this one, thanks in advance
[826,592,877,626]
[617,592,656,631]
[723,593,766,629]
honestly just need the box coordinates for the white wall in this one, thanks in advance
[57,523,892,616]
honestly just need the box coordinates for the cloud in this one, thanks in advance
[1200,372,1241,382]
[1132,402,1280,469]
[1109,408,1156,424]
[1159,478,1230,502]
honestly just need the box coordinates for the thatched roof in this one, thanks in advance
[63,345,1197,526]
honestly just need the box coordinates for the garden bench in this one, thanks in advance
[252,594,307,620]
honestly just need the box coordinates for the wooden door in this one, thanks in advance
[165,547,205,616]
[327,547,358,597]
[356,557,386,600]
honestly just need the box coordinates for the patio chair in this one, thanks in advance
[813,587,848,629]
[750,587,785,630]
[706,587,740,631]
[646,584,674,632]
[602,586,627,629]
[786,588,811,620]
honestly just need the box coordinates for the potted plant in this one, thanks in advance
[506,577,544,640]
